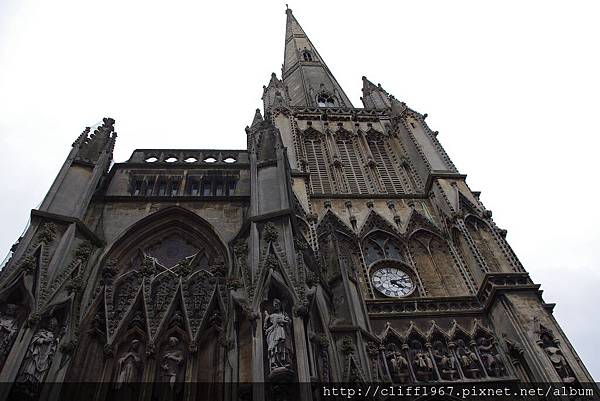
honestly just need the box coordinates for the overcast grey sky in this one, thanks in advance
[0,0,598,379]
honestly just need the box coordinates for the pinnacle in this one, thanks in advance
[251,108,264,128]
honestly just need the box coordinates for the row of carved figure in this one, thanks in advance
[379,319,577,384]
[0,306,579,390]
[384,336,505,382]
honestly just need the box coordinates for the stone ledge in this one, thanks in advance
[31,209,104,246]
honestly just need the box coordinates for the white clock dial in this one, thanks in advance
[371,267,415,298]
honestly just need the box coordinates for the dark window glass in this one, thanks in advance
[317,94,335,107]
[215,181,224,196]
[202,181,212,196]
[145,179,155,196]
[227,179,236,195]
[170,181,179,196]
[158,180,166,196]
[133,179,142,196]
[190,180,200,196]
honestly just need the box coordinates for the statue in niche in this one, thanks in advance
[115,339,143,388]
[0,304,20,367]
[540,333,575,383]
[263,298,294,375]
[456,339,480,378]
[160,337,185,388]
[17,317,61,385]
[476,336,504,377]
[432,340,457,380]
[385,343,409,382]
[409,340,433,381]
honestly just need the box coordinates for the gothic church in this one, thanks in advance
[0,8,593,401]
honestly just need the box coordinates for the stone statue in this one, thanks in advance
[263,298,293,373]
[409,340,433,381]
[385,343,409,381]
[115,339,143,389]
[456,339,480,378]
[476,336,503,377]
[17,318,60,384]
[432,340,456,380]
[160,336,184,388]
[0,304,19,367]
[541,334,575,383]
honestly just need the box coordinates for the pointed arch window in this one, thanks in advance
[302,50,313,62]
[317,94,336,108]
[303,131,332,194]
[367,135,405,194]
[363,231,406,266]
[335,138,369,194]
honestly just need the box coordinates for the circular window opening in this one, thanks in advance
[184,157,198,163]
[165,157,178,163]
[223,157,237,164]
[145,156,158,163]
[203,157,217,163]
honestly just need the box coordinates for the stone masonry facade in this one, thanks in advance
[0,7,594,401]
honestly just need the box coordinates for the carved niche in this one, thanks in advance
[536,323,576,383]
[0,302,24,371]
[13,314,65,399]
[263,298,294,380]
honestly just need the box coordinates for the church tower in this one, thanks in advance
[0,8,593,401]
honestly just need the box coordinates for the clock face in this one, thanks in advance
[372,267,415,298]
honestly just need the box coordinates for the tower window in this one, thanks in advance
[157,179,167,196]
[169,179,180,196]
[215,180,224,196]
[188,179,200,196]
[303,50,313,62]
[132,178,143,196]
[201,180,212,196]
[227,179,236,195]
[145,178,155,196]
[317,94,335,107]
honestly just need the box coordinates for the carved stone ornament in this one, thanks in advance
[115,339,143,389]
[159,337,185,388]
[16,318,61,385]
[74,241,93,262]
[0,304,20,368]
[263,223,279,243]
[455,339,481,379]
[263,298,294,378]
[536,323,575,383]
[432,340,457,380]
[340,336,354,356]
[233,241,249,256]
[19,255,37,275]
[37,223,57,244]
[385,343,409,382]
[476,336,505,377]
[409,339,434,381]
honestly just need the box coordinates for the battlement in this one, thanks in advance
[126,149,249,166]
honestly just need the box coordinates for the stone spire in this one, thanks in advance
[73,117,117,165]
[262,72,290,111]
[361,76,392,109]
[361,76,409,116]
[282,8,353,108]
[250,108,264,128]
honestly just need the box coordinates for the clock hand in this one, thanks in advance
[390,279,405,288]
